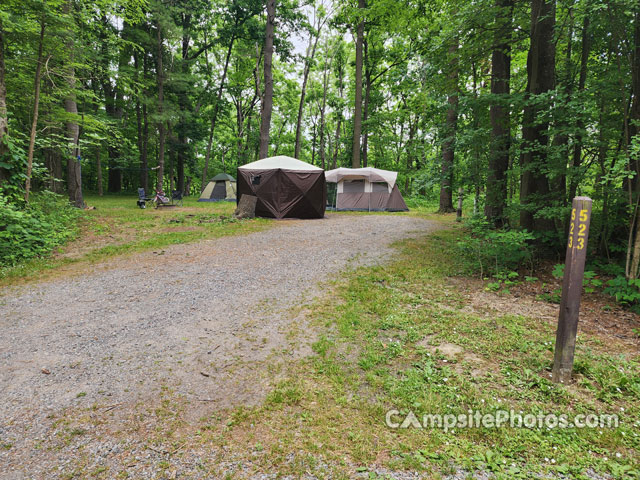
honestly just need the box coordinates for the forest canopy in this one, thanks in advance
[1,0,640,278]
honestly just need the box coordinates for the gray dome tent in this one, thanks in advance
[199,173,236,202]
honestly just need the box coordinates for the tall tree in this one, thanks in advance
[0,16,7,183]
[258,0,276,159]
[519,0,556,232]
[64,0,84,208]
[25,15,46,203]
[438,42,458,213]
[155,19,166,191]
[351,0,365,168]
[294,5,326,159]
[485,0,513,226]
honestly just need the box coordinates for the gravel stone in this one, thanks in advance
[0,213,433,478]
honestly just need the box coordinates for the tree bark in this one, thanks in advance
[25,19,46,202]
[0,18,7,183]
[485,0,513,226]
[258,0,276,159]
[134,51,148,192]
[64,3,84,209]
[519,0,556,232]
[203,36,234,188]
[319,39,332,170]
[294,15,323,159]
[176,13,192,194]
[362,37,371,168]
[439,42,459,213]
[351,0,365,168]
[568,16,590,203]
[626,9,640,278]
[156,21,165,192]
[142,52,149,193]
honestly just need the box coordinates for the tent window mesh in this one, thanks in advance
[371,182,388,192]
[343,179,365,193]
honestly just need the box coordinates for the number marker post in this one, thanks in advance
[552,196,592,384]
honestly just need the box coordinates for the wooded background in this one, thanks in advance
[1,0,640,276]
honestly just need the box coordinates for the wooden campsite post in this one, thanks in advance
[456,187,463,222]
[552,196,592,384]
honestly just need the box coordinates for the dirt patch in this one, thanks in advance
[448,275,640,354]
[417,335,491,377]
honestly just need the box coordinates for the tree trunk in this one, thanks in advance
[176,14,192,194]
[626,9,640,278]
[45,149,64,193]
[25,19,46,202]
[362,37,371,168]
[319,39,332,170]
[351,0,365,168]
[156,21,165,192]
[203,37,234,189]
[0,18,7,183]
[294,21,322,159]
[438,42,458,213]
[551,12,576,212]
[568,17,590,203]
[103,17,127,193]
[134,51,148,192]
[259,0,276,159]
[519,0,556,232]
[96,147,103,196]
[485,0,512,227]
[142,57,149,193]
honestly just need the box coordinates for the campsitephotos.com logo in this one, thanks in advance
[385,409,620,432]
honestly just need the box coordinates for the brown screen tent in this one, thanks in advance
[325,167,408,212]
[237,156,326,219]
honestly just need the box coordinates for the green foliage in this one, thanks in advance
[603,276,640,309]
[0,191,82,266]
[456,216,535,277]
[0,136,28,201]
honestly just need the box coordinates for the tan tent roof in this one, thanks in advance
[240,155,322,171]
[325,167,398,187]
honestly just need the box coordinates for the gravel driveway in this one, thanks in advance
[0,213,433,478]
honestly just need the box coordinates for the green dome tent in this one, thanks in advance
[199,173,236,202]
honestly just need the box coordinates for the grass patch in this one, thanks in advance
[202,227,640,478]
[0,194,272,286]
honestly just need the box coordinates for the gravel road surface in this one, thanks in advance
[0,214,433,478]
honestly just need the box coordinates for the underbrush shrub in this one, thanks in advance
[456,216,535,277]
[0,191,83,266]
[603,276,640,312]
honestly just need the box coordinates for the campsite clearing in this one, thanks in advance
[0,212,433,478]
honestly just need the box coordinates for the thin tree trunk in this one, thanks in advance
[156,21,165,192]
[142,54,149,193]
[485,0,512,226]
[352,0,365,168]
[25,20,46,202]
[569,17,591,203]
[97,147,103,196]
[319,39,332,170]
[259,0,276,159]
[439,42,458,213]
[551,11,575,212]
[519,0,556,232]
[203,37,234,189]
[294,20,322,159]
[362,37,371,168]
[0,18,8,183]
